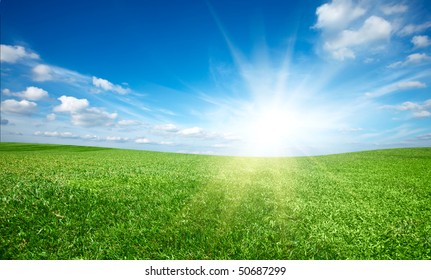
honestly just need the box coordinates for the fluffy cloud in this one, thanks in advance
[314,1,394,61]
[315,0,365,31]
[382,99,431,118]
[92,76,130,94]
[32,64,53,81]
[324,16,392,60]
[53,95,117,127]
[0,44,39,63]
[1,99,37,115]
[7,86,49,101]
[412,35,431,48]
[54,95,89,113]
[388,53,431,68]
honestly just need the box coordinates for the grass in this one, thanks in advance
[1,142,430,259]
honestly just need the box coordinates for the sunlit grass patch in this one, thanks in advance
[1,143,430,259]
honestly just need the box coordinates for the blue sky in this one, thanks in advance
[1,0,431,156]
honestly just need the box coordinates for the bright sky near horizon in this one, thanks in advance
[1,0,431,156]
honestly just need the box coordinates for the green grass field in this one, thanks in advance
[1,142,430,259]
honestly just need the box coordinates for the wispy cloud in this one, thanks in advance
[34,131,78,138]
[153,123,179,132]
[388,53,431,68]
[398,21,431,36]
[381,99,431,118]
[381,4,408,15]
[117,119,142,126]
[135,138,153,144]
[365,80,426,98]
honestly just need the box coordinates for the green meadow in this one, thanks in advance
[1,142,430,259]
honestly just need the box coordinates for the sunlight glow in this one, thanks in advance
[242,102,306,156]
[250,107,291,150]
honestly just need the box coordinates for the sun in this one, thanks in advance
[244,104,299,156]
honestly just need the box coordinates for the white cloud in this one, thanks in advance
[412,35,431,48]
[315,0,366,31]
[382,99,431,118]
[135,138,152,144]
[118,119,141,126]
[154,123,179,132]
[388,53,431,68]
[34,131,78,138]
[135,138,174,145]
[70,107,117,127]
[413,111,431,118]
[178,126,206,137]
[106,136,129,142]
[381,4,408,15]
[396,81,427,89]
[0,44,39,63]
[11,86,49,101]
[324,16,392,60]
[46,113,56,121]
[399,21,431,36]
[32,64,53,81]
[365,80,426,98]
[53,95,117,127]
[81,134,101,141]
[159,141,174,145]
[54,95,89,113]
[92,76,130,94]
[381,101,421,111]
[331,47,356,60]
[1,99,37,115]
[92,77,113,90]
